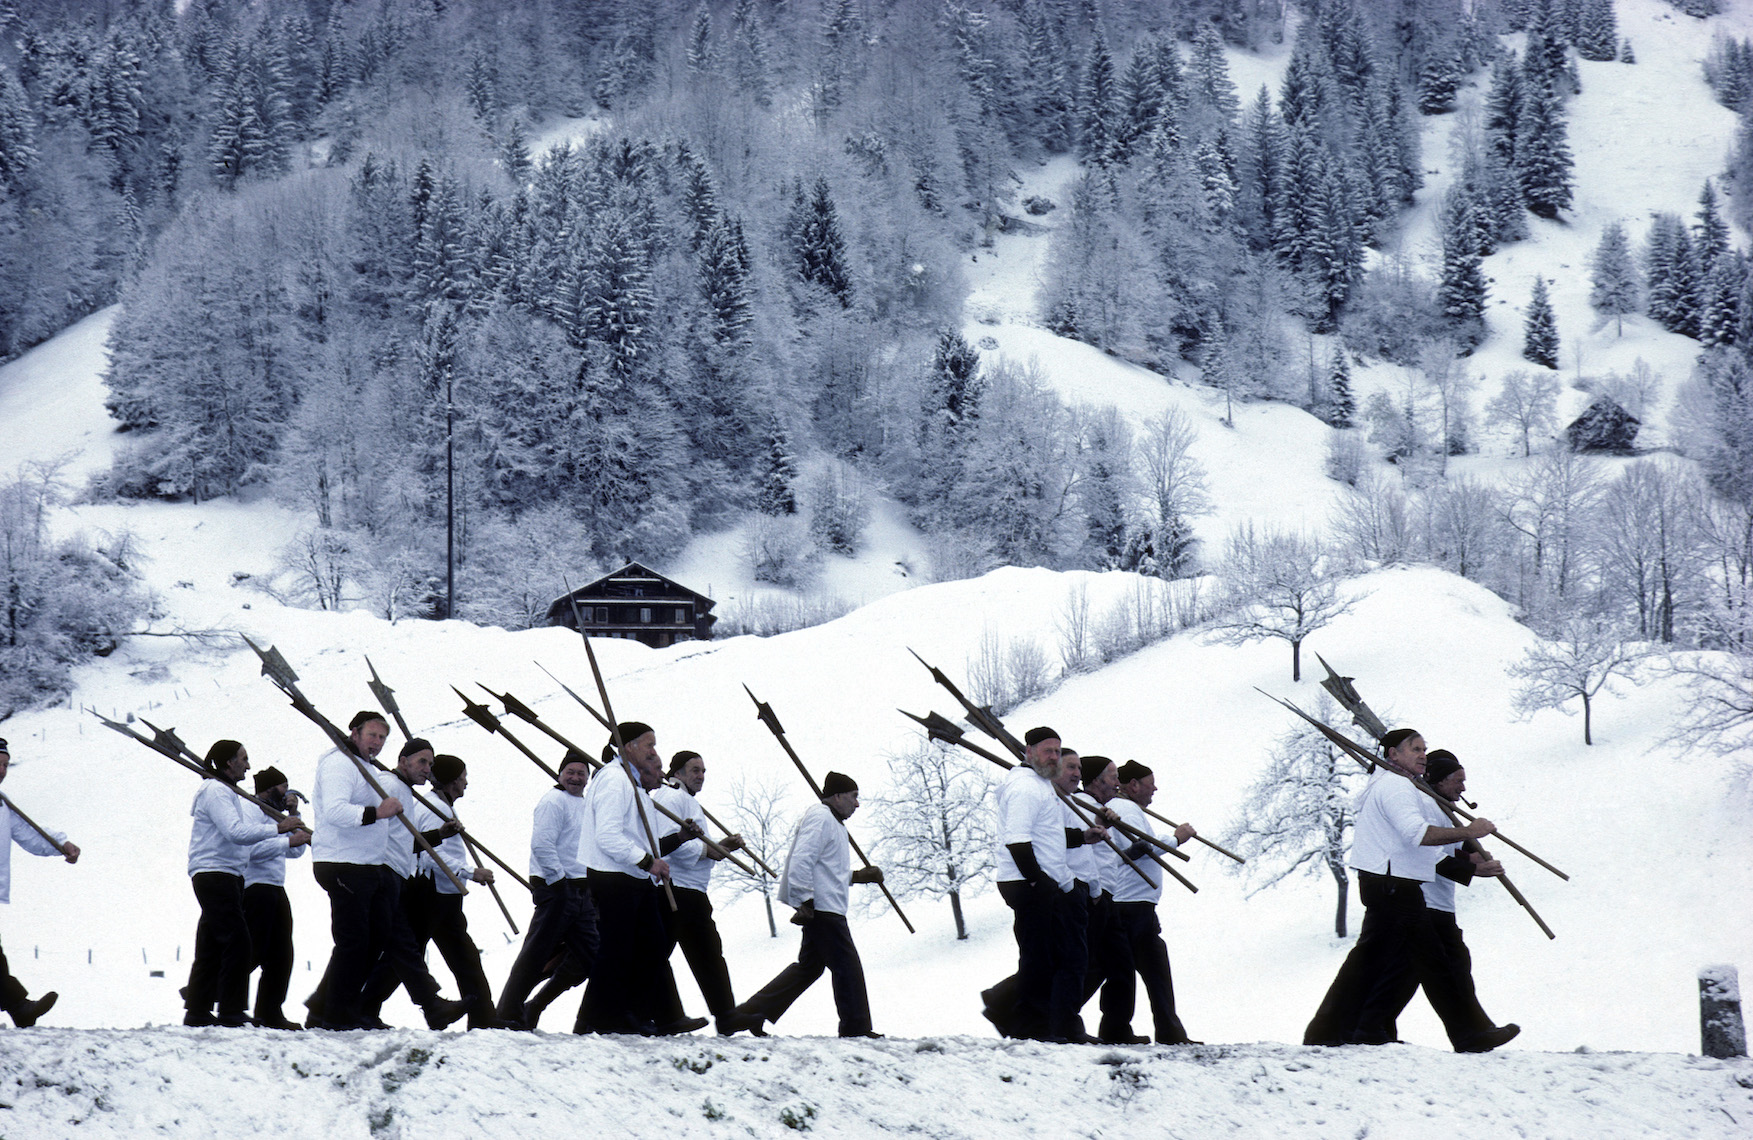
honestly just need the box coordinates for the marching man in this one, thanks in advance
[721,771,884,1038]
[0,738,79,1028]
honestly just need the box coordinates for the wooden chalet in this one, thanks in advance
[546,562,717,649]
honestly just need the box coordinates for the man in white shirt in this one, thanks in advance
[355,738,469,1030]
[307,711,404,1030]
[416,753,502,1029]
[185,740,307,1026]
[653,750,746,1033]
[1099,760,1198,1045]
[1389,749,1517,1051]
[497,749,600,1028]
[242,765,309,1029]
[1303,728,1512,1051]
[720,771,884,1038]
[578,723,705,1036]
[980,727,1105,1043]
[0,738,79,1028]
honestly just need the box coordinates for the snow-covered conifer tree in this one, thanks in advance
[1589,220,1640,335]
[1523,276,1560,368]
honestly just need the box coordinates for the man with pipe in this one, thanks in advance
[185,740,308,1026]
[242,765,309,1029]
[1303,728,1517,1051]
[0,738,79,1027]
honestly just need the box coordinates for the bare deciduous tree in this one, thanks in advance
[726,774,795,937]
[869,739,996,940]
[1484,369,1561,457]
[1223,695,1363,937]
[1209,523,1357,681]
[1509,612,1650,745]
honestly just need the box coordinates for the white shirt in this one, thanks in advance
[1107,797,1173,904]
[528,786,589,883]
[187,779,280,877]
[1065,794,1102,894]
[582,760,658,880]
[1419,795,1463,913]
[420,791,475,895]
[243,826,308,888]
[995,765,1072,891]
[1349,768,1439,882]
[311,747,391,866]
[378,773,442,880]
[777,801,851,916]
[652,784,711,894]
[0,796,66,905]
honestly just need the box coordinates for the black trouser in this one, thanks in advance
[0,932,31,1018]
[1305,871,1486,1046]
[1378,908,1495,1049]
[1101,901,1190,1043]
[990,879,1085,1040]
[425,886,495,1023]
[310,861,394,1027]
[496,877,599,1024]
[579,870,668,1033]
[735,910,871,1035]
[358,871,447,1016]
[660,886,736,1019]
[243,882,294,1021]
[1080,889,1115,1010]
[186,872,252,1018]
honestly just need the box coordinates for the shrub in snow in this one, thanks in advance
[740,513,819,587]
[803,459,870,555]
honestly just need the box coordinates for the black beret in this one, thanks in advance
[1024,726,1061,748]
[432,754,466,785]
[820,771,858,797]
[399,737,434,759]
[253,765,288,793]
[1079,755,1114,786]
[1424,749,1462,786]
[1116,760,1153,783]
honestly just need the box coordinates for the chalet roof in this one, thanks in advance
[549,562,716,612]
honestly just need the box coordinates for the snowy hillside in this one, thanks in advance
[3,0,1753,1135]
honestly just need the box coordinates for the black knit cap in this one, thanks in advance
[1380,727,1421,754]
[253,765,288,793]
[618,721,654,743]
[1023,726,1060,748]
[399,737,434,759]
[669,750,701,775]
[1116,760,1152,783]
[560,748,592,773]
[205,739,243,772]
[1079,755,1114,786]
[0,737,9,755]
[1424,749,1462,786]
[432,754,466,785]
[820,771,858,797]
[349,710,389,732]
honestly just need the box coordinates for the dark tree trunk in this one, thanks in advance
[949,889,967,940]
[1583,692,1593,745]
[1331,858,1349,938]
[763,892,777,937]
[1292,637,1303,682]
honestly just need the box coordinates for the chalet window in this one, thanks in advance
[640,608,652,623]
[596,607,609,624]
[674,607,687,624]
[634,587,645,597]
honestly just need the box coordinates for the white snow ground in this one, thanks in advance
[1,2,1751,1135]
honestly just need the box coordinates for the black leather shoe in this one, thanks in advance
[1458,1023,1520,1053]
[839,1029,884,1039]
[656,1015,710,1035]
[716,1011,768,1037]
[253,1014,304,1031]
[12,992,56,1028]
[183,1009,219,1027]
[425,998,470,1030]
[1100,1032,1150,1045]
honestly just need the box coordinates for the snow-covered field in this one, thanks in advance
[2,1,1752,1135]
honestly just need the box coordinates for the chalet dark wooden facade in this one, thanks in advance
[546,562,717,649]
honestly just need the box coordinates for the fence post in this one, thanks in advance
[1700,964,1748,1059]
